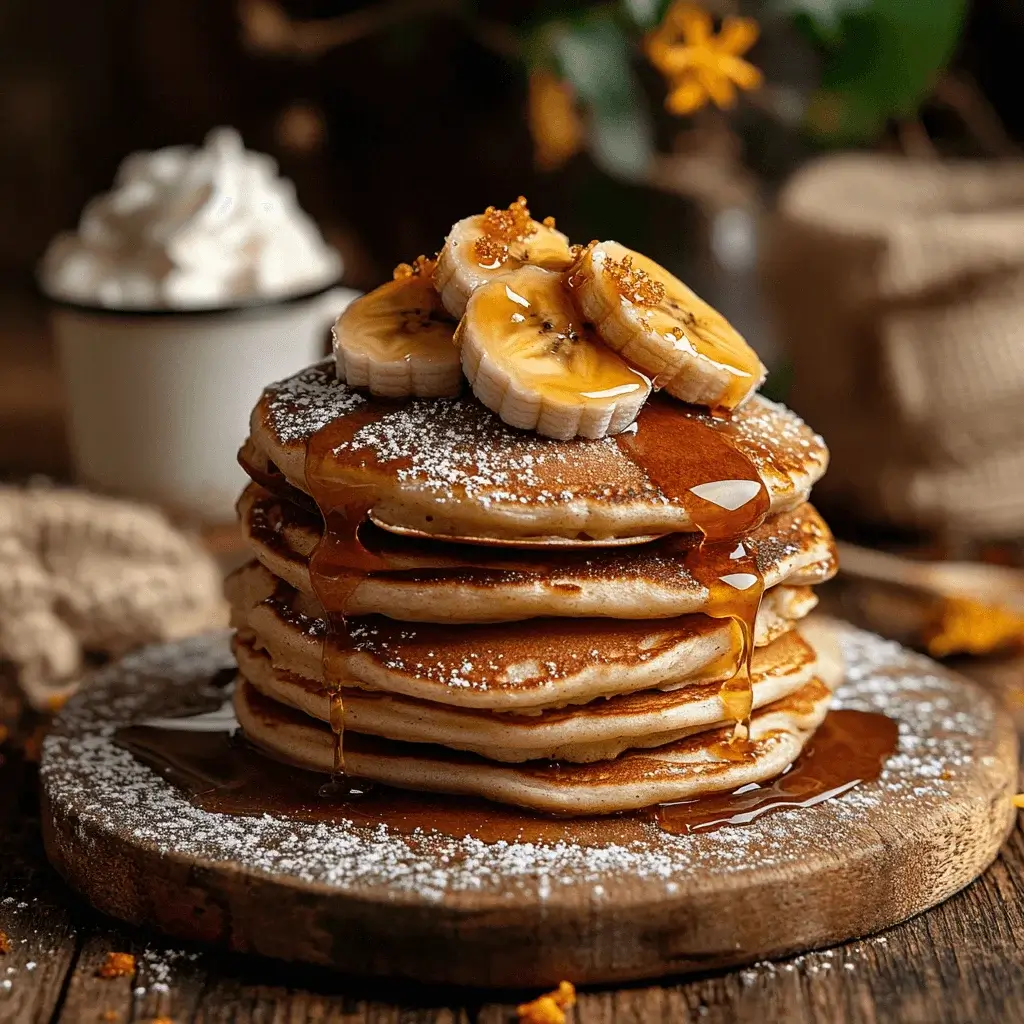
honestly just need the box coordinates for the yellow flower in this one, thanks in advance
[924,595,1024,659]
[646,3,763,115]
[528,71,585,171]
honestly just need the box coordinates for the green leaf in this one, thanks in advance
[796,0,967,144]
[619,0,666,30]
[771,0,872,39]
[551,12,654,179]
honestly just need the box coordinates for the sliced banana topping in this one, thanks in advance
[455,265,651,440]
[333,257,462,398]
[435,197,573,319]
[569,240,766,410]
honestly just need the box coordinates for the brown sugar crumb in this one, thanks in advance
[473,235,510,268]
[481,195,535,244]
[474,197,559,266]
[605,253,665,307]
[96,952,135,979]
[0,930,11,954]
[568,239,598,263]
[392,254,436,280]
[517,980,576,1024]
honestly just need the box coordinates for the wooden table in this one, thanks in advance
[1,650,1023,1024]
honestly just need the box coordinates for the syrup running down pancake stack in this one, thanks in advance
[229,199,838,815]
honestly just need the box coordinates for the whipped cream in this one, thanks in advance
[40,127,341,310]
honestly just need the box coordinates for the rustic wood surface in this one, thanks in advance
[0,644,1022,1022]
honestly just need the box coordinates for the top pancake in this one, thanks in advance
[246,359,829,543]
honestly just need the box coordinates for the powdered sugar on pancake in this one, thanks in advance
[265,360,367,444]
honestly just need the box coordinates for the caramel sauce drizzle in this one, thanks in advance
[304,405,394,783]
[614,394,769,751]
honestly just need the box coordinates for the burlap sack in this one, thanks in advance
[766,153,1024,540]
[0,485,227,709]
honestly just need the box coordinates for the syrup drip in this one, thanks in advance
[115,701,898,841]
[616,395,770,746]
[328,691,345,775]
[305,404,396,785]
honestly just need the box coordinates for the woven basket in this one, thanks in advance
[766,153,1024,540]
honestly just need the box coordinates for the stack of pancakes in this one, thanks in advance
[227,359,838,815]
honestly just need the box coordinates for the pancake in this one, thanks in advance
[227,561,819,710]
[238,484,837,622]
[233,628,822,763]
[245,359,828,543]
[234,675,833,814]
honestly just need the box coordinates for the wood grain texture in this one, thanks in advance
[0,742,79,1024]
[36,628,1019,989]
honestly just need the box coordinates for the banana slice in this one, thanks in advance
[455,265,651,440]
[435,197,574,319]
[569,241,766,410]
[333,257,462,398]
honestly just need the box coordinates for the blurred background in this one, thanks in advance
[5,0,1024,708]
[3,0,1022,467]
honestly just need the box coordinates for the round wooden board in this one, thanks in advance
[40,623,1018,988]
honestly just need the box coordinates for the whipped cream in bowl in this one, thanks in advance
[43,127,356,521]
[40,127,342,310]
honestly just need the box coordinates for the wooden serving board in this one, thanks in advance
[39,625,1017,988]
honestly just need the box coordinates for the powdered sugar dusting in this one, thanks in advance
[265,360,366,444]
[338,399,560,507]
[40,626,1009,906]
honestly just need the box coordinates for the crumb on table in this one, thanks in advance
[517,980,576,1024]
[96,952,135,979]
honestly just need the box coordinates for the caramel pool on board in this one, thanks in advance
[116,698,897,841]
